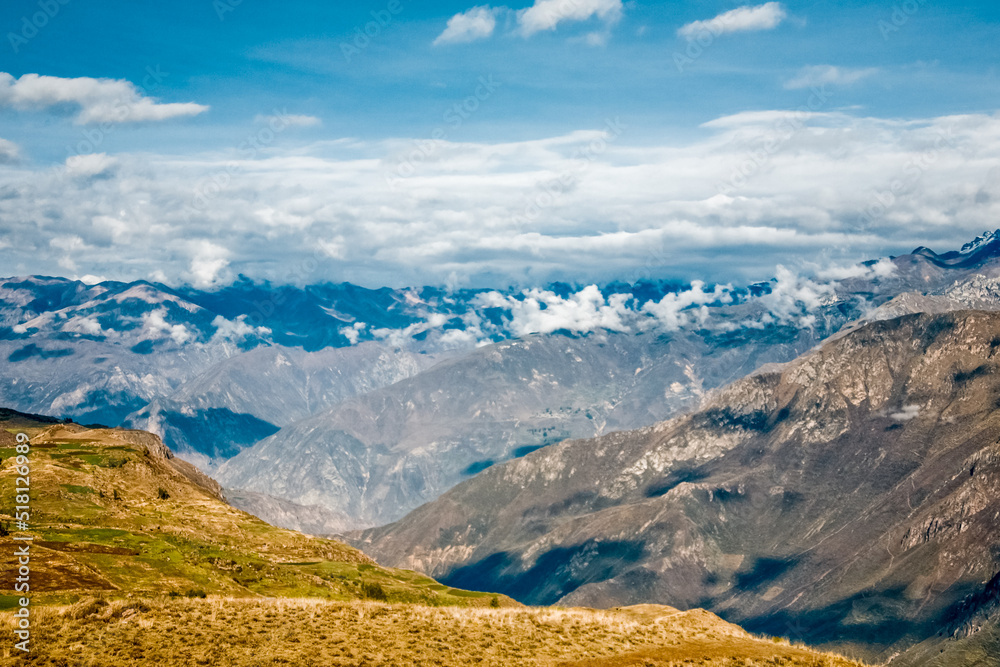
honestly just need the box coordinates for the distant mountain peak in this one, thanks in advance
[960,229,1000,254]
[909,229,1000,269]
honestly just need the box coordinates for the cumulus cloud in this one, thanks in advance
[0,72,209,124]
[143,309,192,345]
[785,65,878,90]
[211,314,271,343]
[678,2,786,40]
[62,315,105,337]
[755,267,836,328]
[339,321,367,344]
[187,241,230,289]
[641,281,732,331]
[0,110,996,288]
[478,285,632,336]
[517,0,622,37]
[65,153,117,178]
[434,5,500,44]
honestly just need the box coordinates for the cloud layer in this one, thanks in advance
[0,110,997,288]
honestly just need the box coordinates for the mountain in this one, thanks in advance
[214,324,830,527]
[0,411,861,667]
[124,343,434,469]
[352,309,1000,664]
[6,232,1000,528]
[212,233,1000,528]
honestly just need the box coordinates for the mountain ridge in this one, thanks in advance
[352,309,1000,664]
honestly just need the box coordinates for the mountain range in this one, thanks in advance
[352,308,1000,664]
[5,233,1000,530]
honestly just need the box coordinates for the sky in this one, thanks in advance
[0,0,998,288]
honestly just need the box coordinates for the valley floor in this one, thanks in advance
[2,597,865,667]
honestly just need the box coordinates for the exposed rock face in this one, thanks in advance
[225,489,362,535]
[214,326,828,526]
[354,310,1000,663]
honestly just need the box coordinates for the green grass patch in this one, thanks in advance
[446,588,490,598]
[41,527,131,543]
[0,595,23,610]
[61,484,96,495]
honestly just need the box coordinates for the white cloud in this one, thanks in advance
[755,267,836,328]
[339,321,367,344]
[642,281,732,331]
[0,110,996,288]
[211,314,271,343]
[187,241,230,289]
[254,112,322,127]
[65,153,117,178]
[517,0,622,37]
[890,405,920,421]
[785,65,878,90]
[479,285,632,335]
[62,315,105,336]
[143,309,192,345]
[0,72,209,124]
[0,137,20,163]
[434,5,500,44]
[678,2,786,40]
[49,234,91,271]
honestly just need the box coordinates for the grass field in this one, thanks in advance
[1,597,867,666]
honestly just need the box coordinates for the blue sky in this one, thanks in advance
[0,1,999,288]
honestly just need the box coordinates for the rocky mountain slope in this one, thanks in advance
[215,324,825,527]
[353,309,1000,664]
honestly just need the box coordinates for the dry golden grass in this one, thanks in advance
[1,597,868,667]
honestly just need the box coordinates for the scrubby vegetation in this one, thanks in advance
[3,597,867,666]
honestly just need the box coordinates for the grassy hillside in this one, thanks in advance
[6,597,867,666]
[0,416,506,608]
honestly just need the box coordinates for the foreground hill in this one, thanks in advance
[354,310,1000,664]
[0,412,502,607]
